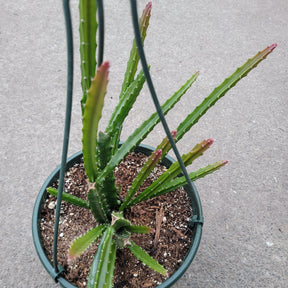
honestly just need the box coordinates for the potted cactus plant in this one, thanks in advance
[32,1,277,287]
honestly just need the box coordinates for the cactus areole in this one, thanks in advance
[32,145,203,288]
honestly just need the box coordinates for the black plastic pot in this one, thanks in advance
[32,144,203,288]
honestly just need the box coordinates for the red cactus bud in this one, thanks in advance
[202,138,214,148]
[99,61,110,75]
[155,149,162,157]
[171,130,177,139]
[145,2,152,11]
[140,1,152,29]
[93,61,110,83]
[268,43,277,52]
[102,61,110,70]
[152,149,162,161]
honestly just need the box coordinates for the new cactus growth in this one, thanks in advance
[47,1,276,287]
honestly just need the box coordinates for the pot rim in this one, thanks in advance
[32,144,203,288]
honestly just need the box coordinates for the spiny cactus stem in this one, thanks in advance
[82,62,110,182]
[106,69,147,135]
[125,139,214,208]
[79,0,97,114]
[120,148,162,211]
[151,160,229,199]
[183,139,214,165]
[121,2,152,95]
[68,225,105,263]
[176,45,277,142]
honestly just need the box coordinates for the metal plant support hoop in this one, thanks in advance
[33,0,204,286]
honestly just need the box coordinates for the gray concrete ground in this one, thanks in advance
[1,0,287,287]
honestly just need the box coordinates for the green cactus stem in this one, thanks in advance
[110,123,122,156]
[82,62,109,182]
[79,0,98,114]
[96,131,112,170]
[87,188,110,223]
[128,240,167,276]
[68,225,105,263]
[152,160,228,198]
[87,226,116,288]
[176,44,277,142]
[96,132,119,210]
[120,149,162,211]
[99,175,120,211]
[125,225,151,234]
[120,2,152,97]
[107,34,151,153]
[46,187,90,209]
[106,69,147,136]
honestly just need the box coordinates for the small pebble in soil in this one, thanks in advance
[48,201,56,209]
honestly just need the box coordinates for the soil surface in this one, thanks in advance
[40,152,193,288]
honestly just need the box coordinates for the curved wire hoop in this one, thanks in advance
[52,0,74,274]
[53,0,203,279]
